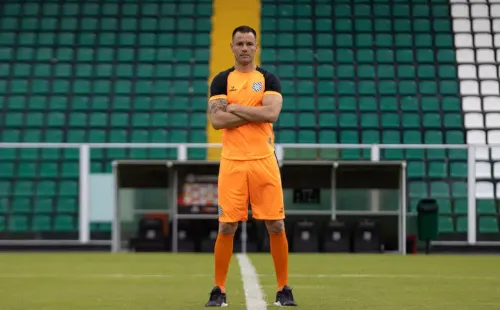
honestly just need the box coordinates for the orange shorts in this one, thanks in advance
[217,154,285,222]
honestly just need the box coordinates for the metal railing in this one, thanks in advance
[1,142,499,246]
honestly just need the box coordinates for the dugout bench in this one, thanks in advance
[113,160,413,254]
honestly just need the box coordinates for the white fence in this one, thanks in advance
[0,142,499,246]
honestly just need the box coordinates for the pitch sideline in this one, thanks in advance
[0,273,497,281]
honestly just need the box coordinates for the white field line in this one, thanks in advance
[236,253,267,310]
[267,273,500,281]
[0,273,498,281]
[0,273,212,279]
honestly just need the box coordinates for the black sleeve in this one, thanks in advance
[210,72,228,98]
[264,73,282,93]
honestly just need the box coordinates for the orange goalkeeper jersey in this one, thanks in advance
[209,66,282,161]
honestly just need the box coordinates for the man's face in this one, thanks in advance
[231,32,257,66]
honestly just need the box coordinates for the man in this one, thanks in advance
[204,25,298,307]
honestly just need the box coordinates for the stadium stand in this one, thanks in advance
[450,0,500,234]
[0,0,212,236]
[260,0,498,236]
[0,0,498,240]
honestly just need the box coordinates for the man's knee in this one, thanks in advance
[265,220,285,234]
[218,222,238,235]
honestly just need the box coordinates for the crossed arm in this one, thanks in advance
[208,94,283,130]
[208,98,248,130]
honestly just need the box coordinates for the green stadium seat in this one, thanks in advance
[439,216,454,233]
[0,0,212,236]
[54,215,75,231]
[0,216,5,232]
[32,215,52,231]
[455,216,467,233]
[34,198,53,213]
[454,199,467,215]
[428,162,447,178]
[437,199,452,214]
[450,162,467,178]
[8,215,29,232]
[477,200,497,215]
[478,217,499,233]
[408,162,426,178]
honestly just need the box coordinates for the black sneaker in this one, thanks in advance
[205,286,228,307]
[274,285,298,307]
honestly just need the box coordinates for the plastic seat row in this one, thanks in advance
[262,34,456,50]
[1,128,206,144]
[0,163,78,178]
[0,197,77,213]
[1,63,209,79]
[262,2,452,18]
[2,112,207,128]
[458,64,500,79]
[409,181,467,198]
[0,19,211,33]
[0,214,76,232]
[467,130,500,144]
[462,96,500,112]
[439,215,499,233]
[0,79,208,96]
[0,180,78,196]
[273,80,459,96]
[0,47,210,62]
[0,95,207,111]
[277,113,464,129]
[476,182,500,198]
[464,113,500,128]
[268,64,458,80]
[476,162,500,179]
[407,162,468,178]
[456,48,499,64]
[279,96,461,112]
[1,3,212,17]
[261,48,455,63]
[262,18,453,33]
[412,198,498,215]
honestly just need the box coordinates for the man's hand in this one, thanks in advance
[208,98,248,130]
[227,94,283,123]
[226,103,240,114]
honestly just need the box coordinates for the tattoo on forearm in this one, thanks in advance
[209,99,227,114]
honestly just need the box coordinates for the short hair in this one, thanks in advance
[232,25,257,41]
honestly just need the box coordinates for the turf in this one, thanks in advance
[0,253,245,310]
[0,253,498,309]
[251,254,500,309]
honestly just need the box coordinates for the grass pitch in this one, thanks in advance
[0,253,498,309]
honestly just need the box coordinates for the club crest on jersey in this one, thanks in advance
[252,82,263,92]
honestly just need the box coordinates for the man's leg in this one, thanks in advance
[265,219,297,307]
[264,219,289,291]
[248,155,297,306]
[213,221,238,293]
[206,158,248,307]
[206,222,239,307]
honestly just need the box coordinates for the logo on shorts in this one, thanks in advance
[218,205,223,216]
[252,82,263,92]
